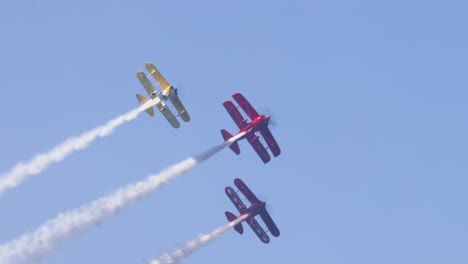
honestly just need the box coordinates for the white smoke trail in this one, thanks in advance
[149,214,249,264]
[0,99,159,196]
[0,133,245,264]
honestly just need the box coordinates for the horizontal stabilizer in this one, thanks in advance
[136,94,154,116]
[225,211,244,234]
[221,129,240,154]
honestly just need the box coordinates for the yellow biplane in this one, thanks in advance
[135,62,190,128]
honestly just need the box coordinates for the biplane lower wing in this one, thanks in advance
[232,92,260,120]
[234,178,260,204]
[169,93,190,122]
[223,100,247,129]
[156,101,180,128]
[225,186,246,212]
[145,62,171,91]
[259,211,280,237]
[259,127,281,157]
[247,218,270,244]
[136,70,157,97]
[247,133,271,164]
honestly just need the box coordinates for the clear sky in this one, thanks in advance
[0,0,467,263]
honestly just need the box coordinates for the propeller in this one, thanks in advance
[268,116,277,127]
[262,194,275,215]
[261,108,277,128]
[265,203,275,216]
[174,82,185,97]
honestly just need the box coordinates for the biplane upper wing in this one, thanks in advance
[247,133,271,164]
[169,93,190,122]
[234,178,260,204]
[259,211,280,237]
[247,217,270,244]
[225,186,246,213]
[223,100,247,129]
[232,93,259,120]
[136,70,157,97]
[145,62,171,91]
[259,127,281,157]
[156,102,180,128]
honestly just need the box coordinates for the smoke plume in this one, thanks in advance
[149,214,249,264]
[0,99,158,196]
[0,133,244,264]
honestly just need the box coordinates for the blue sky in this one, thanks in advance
[0,0,467,263]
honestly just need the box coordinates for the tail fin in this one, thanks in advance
[136,94,155,116]
[221,129,240,155]
[225,211,244,234]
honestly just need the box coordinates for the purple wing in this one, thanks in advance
[225,186,246,213]
[259,127,281,157]
[232,93,260,120]
[247,132,271,164]
[223,100,247,129]
[234,178,260,204]
[259,211,280,237]
[247,217,270,244]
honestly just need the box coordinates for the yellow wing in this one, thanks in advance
[145,62,171,93]
[136,70,157,97]
[155,101,181,128]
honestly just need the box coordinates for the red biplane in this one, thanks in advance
[225,178,280,244]
[221,92,281,164]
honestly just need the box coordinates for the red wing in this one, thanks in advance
[225,186,246,213]
[232,93,260,120]
[223,100,247,129]
[234,178,260,204]
[259,211,280,237]
[247,132,271,164]
[247,217,270,244]
[259,127,281,157]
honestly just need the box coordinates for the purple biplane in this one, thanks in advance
[225,178,280,244]
[221,92,281,164]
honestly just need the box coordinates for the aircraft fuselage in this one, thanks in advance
[236,115,271,140]
[239,200,266,216]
